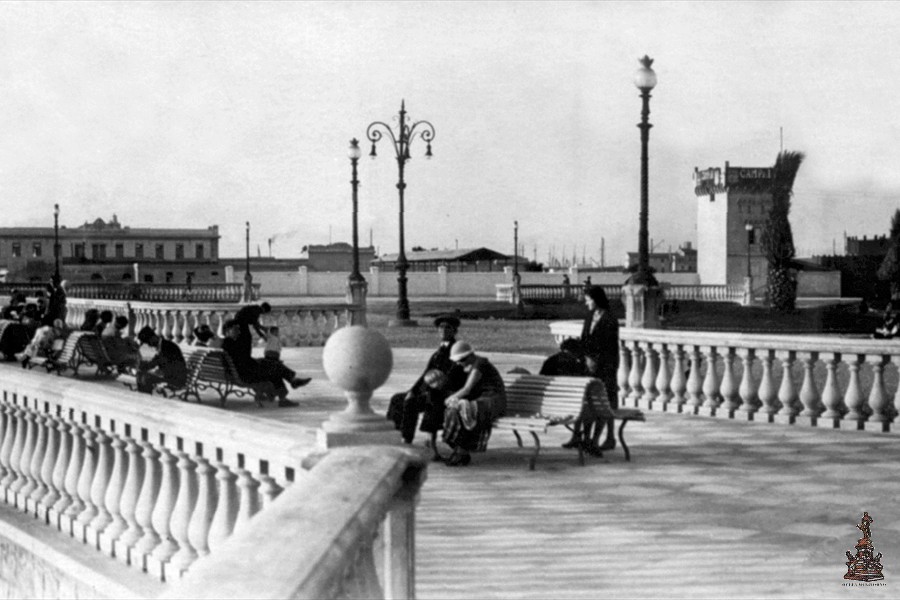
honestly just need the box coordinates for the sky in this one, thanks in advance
[1,1,899,265]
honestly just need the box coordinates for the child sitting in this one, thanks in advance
[264,325,282,360]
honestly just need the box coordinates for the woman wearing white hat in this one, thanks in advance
[441,341,507,466]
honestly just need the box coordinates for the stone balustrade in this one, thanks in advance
[0,283,261,303]
[64,299,365,346]
[550,321,900,432]
[0,366,425,598]
[499,283,745,305]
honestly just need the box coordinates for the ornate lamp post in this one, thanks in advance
[242,221,253,302]
[347,139,368,324]
[513,220,524,316]
[745,223,754,278]
[623,55,663,328]
[632,55,657,286]
[53,203,61,285]
[366,100,434,327]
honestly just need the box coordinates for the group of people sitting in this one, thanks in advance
[387,285,620,467]
[0,280,68,363]
[3,293,311,408]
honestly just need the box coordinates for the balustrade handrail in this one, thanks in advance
[0,366,425,598]
[0,282,261,303]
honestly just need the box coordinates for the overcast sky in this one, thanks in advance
[1,1,898,264]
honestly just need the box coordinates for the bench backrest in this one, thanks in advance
[193,348,242,385]
[57,331,89,363]
[77,333,112,365]
[500,374,613,419]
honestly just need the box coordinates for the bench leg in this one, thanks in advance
[511,430,523,448]
[528,431,541,471]
[618,419,631,462]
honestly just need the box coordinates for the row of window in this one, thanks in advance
[6,242,205,260]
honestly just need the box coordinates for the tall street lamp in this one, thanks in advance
[745,223,755,278]
[367,100,435,327]
[631,55,658,286]
[513,220,524,317]
[242,221,253,302]
[53,204,60,285]
[348,138,364,283]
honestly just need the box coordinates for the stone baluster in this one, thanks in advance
[626,342,643,407]
[700,346,721,414]
[819,352,846,427]
[685,345,703,413]
[116,432,145,562]
[865,355,890,431]
[233,468,261,534]
[756,349,779,421]
[74,426,99,539]
[843,353,866,429]
[13,402,36,504]
[737,348,759,420]
[88,428,114,543]
[258,473,283,509]
[187,454,216,559]
[30,410,54,514]
[0,403,21,497]
[0,404,11,491]
[718,348,740,416]
[207,461,239,553]
[182,311,194,344]
[150,446,181,570]
[60,420,86,530]
[100,432,129,552]
[891,353,900,422]
[655,344,672,410]
[667,345,687,413]
[775,351,799,424]
[616,343,630,406]
[168,450,199,575]
[797,351,823,426]
[47,413,74,524]
[639,343,658,409]
[135,442,163,562]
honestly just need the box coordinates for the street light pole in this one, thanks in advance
[242,221,253,302]
[632,55,658,286]
[349,139,363,283]
[513,220,523,317]
[367,100,435,327]
[53,204,60,286]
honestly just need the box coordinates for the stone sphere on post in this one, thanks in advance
[323,326,392,397]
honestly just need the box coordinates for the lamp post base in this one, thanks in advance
[622,282,664,329]
[388,318,418,328]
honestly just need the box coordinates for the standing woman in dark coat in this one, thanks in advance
[580,285,620,455]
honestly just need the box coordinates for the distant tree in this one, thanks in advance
[762,150,805,313]
[877,208,900,301]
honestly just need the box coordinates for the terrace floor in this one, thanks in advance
[71,344,900,599]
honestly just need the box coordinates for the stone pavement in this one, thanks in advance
[105,346,900,598]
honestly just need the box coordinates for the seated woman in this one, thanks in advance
[101,315,141,372]
[192,324,217,347]
[873,302,900,339]
[17,318,69,368]
[441,341,507,467]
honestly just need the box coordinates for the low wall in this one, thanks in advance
[550,321,900,431]
[0,365,425,599]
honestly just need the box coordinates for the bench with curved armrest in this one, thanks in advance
[27,331,90,375]
[496,373,645,470]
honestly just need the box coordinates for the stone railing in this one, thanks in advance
[0,283,261,303]
[550,321,900,432]
[499,283,745,305]
[0,366,425,598]
[64,299,366,346]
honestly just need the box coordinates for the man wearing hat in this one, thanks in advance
[386,314,466,459]
[135,326,188,394]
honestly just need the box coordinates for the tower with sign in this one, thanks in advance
[694,163,774,297]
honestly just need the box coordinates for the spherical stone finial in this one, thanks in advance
[323,326,393,394]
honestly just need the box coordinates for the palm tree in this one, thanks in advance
[877,208,900,302]
[761,150,805,313]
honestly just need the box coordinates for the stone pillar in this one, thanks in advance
[437,266,448,296]
[369,266,380,296]
[743,275,756,307]
[346,278,368,326]
[318,326,402,448]
[224,265,234,284]
[622,283,664,329]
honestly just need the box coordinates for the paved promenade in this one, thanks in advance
[252,347,897,599]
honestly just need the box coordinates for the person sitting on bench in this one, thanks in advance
[135,326,188,395]
[386,314,466,460]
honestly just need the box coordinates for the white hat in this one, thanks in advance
[450,341,474,362]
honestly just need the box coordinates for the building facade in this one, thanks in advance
[0,215,222,284]
[626,241,697,274]
[694,163,773,286]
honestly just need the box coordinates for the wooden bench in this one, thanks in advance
[28,331,89,375]
[189,348,273,407]
[118,347,206,402]
[73,333,115,377]
[497,374,645,470]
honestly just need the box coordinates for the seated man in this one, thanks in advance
[102,315,141,372]
[387,315,466,460]
[135,326,188,394]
